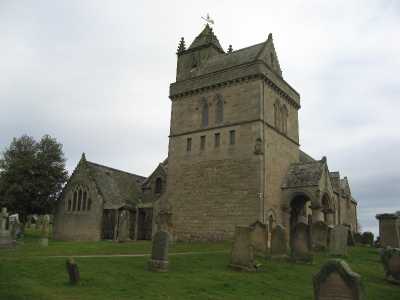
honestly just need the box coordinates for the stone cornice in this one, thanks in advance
[170,61,300,110]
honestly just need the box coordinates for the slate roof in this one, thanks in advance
[282,160,324,188]
[193,42,265,77]
[86,161,146,209]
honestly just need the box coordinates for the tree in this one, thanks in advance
[0,134,68,222]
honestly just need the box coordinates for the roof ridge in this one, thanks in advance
[228,42,265,55]
[86,161,145,179]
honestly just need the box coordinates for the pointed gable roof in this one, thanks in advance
[188,24,224,53]
[85,161,145,209]
[282,159,325,188]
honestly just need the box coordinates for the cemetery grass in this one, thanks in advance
[1,232,399,299]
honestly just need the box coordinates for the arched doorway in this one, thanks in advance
[290,194,311,235]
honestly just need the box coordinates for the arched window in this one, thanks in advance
[67,199,72,211]
[73,191,78,211]
[274,101,281,131]
[155,178,162,194]
[281,105,288,134]
[215,95,224,124]
[201,99,209,127]
[78,188,82,211]
[268,215,274,232]
[82,191,87,210]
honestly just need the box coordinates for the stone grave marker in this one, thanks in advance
[270,224,288,257]
[66,258,80,285]
[329,225,348,256]
[0,207,15,249]
[249,220,268,256]
[376,213,400,248]
[380,247,400,284]
[229,226,256,271]
[117,210,130,242]
[313,259,363,300]
[311,221,329,251]
[148,230,169,272]
[291,222,313,262]
[40,215,50,247]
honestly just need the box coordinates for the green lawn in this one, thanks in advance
[1,230,399,300]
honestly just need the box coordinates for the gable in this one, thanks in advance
[256,34,282,77]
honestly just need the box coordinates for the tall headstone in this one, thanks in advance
[380,247,400,284]
[249,220,268,256]
[311,221,329,251]
[0,207,15,249]
[66,258,80,285]
[376,214,400,248]
[148,230,170,272]
[40,215,50,247]
[329,225,348,256]
[353,233,362,244]
[229,226,256,271]
[313,259,363,300]
[291,222,313,262]
[270,224,288,257]
[117,210,130,242]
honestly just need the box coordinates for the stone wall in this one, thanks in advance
[167,80,264,240]
[53,166,104,241]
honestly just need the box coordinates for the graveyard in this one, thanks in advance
[0,228,398,300]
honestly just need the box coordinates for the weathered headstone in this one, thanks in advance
[380,247,400,284]
[229,226,256,271]
[66,258,80,285]
[313,259,363,300]
[361,232,374,246]
[311,221,329,251]
[117,210,130,242]
[249,220,268,256]
[0,207,15,249]
[148,230,169,272]
[291,222,313,262]
[270,224,288,257]
[329,225,348,256]
[40,215,50,247]
[376,213,400,248]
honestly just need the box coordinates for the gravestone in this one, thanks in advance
[361,232,374,246]
[40,215,50,247]
[66,258,80,285]
[0,207,15,249]
[376,213,400,248]
[291,222,313,262]
[229,226,256,271]
[148,230,169,272]
[249,220,268,256]
[270,224,288,257]
[311,221,329,251]
[329,225,348,256]
[380,247,400,284]
[313,259,363,300]
[117,210,130,242]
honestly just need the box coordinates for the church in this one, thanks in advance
[53,24,358,242]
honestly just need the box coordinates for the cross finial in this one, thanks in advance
[201,13,214,26]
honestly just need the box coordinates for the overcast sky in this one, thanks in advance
[1,0,399,235]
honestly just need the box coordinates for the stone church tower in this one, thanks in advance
[165,25,357,241]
